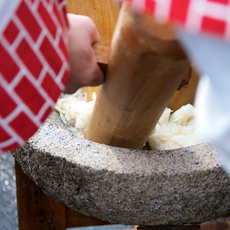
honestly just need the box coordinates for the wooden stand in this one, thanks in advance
[15,160,111,230]
[15,160,230,230]
[135,226,200,230]
[13,0,226,229]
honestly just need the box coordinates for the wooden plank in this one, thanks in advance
[15,160,66,230]
[200,220,230,230]
[133,221,230,230]
[93,42,111,64]
[66,0,120,46]
[93,43,111,74]
[168,67,199,112]
[136,226,200,230]
[66,0,120,100]
[66,207,111,228]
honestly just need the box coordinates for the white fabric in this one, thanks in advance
[0,0,20,33]
[177,29,230,174]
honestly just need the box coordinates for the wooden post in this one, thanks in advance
[135,226,201,230]
[85,2,190,149]
[15,160,112,230]
[15,160,67,230]
[168,67,199,112]
[66,0,120,101]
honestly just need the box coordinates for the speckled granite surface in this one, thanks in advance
[12,111,230,226]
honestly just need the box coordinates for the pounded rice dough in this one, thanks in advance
[148,104,203,150]
[55,89,96,138]
[55,89,202,150]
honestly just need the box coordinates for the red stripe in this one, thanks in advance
[59,37,69,61]
[38,2,57,38]
[41,107,53,123]
[0,127,11,142]
[0,85,17,118]
[41,73,61,102]
[61,70,69,86]
[9,112,38,141]
[201,16,227,36]
[16,1,41,42]
[40,37,62,75]
[16,39,43,79]
[14,76,45,115]
[0,44,20,83]
[3,20,19,45]
[145,0,156,14]
[169,0,191,25]
[207,0,230,4]
[1,142,20,152]
[53,3,64,28]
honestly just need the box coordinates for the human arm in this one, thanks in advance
[64,13,104,94]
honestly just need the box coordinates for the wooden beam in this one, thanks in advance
[93,43,111,74]
[66,0,120,101]
[15,161,66,230]
[66,0,120,46]
[15,160,112,230]
[168,67,199,112]
[135,226,200,230]
[66,208,111,228]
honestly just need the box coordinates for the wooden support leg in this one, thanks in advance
[135,225,201,230]
[15,161,112,230]
[15,160,67,230]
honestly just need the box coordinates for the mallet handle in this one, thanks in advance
[86,3,190,149]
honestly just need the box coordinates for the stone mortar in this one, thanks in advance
[12,110,230,226]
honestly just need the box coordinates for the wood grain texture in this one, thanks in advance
[66,208,111,228]
[66,0,120,45]
[135,226,200,230]
[93,43,111,65]
[200,220,230,230]
[15,161,66,230]
[66,0,120,100]
[93,43,111,75]
[168,67,199,111]
[15,160,111,230]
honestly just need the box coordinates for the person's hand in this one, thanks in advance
[64,14,104,94]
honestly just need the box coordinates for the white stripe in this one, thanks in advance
[0,111,25,147]
[37,101,53,121]
[56,62,69,91]
[185,0,206,33]
[0,138,19,149]
[154,0,172,24]
[0,73,42,127]
[225,6,230,41]
[11,14,60,106]
[131,0,145,12]
[205,1,229,21]
[58,0,66,9]
[0,0,20,33]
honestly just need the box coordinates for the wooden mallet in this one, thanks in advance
[85,2,190,150]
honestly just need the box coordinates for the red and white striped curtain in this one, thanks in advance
[122,0,230,41]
